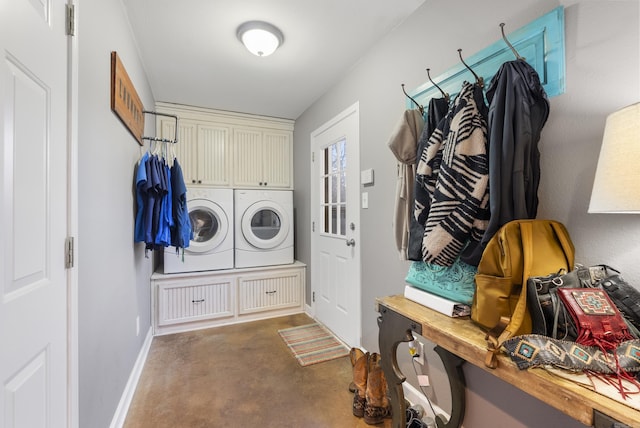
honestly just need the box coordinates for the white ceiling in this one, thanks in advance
[122,0,425,120]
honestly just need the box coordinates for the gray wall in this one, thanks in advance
[293,0,639,427]
[78,1,155,426]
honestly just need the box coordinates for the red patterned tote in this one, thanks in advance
[557,288,638,397]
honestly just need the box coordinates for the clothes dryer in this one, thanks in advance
[163,187,234,273]
[234,189,294,268]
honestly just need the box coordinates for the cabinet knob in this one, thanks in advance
[192,179,196,184]
[198,180,202,184]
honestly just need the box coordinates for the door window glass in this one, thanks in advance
[321,138,347,236]
[251,209,281,240]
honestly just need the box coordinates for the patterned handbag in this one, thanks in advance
[557,288,634,351]
[503,335,640,375]
[405,258,477,305]
[506,289,640,399]
[526,265,618,340]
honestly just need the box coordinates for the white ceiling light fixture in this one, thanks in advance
[237,21,284,57]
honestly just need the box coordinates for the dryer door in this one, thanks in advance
[187,199,230,253]
[240,200,290,250]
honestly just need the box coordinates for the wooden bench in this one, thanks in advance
[376,294,639,428]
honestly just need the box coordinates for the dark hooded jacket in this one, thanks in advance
[463,59,550,266]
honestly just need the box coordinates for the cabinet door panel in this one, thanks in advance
[198,124,230,186]
[233,128,263,187]
[263,131,292,188]
[158,279,234,326]
[238,270,303,314]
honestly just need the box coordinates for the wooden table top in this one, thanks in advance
[376,294,640,427]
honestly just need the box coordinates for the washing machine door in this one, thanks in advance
[240,200,290,250]
[187,199,230,253]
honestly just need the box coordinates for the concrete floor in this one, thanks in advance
[124,313,392,427]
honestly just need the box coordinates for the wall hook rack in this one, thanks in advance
[457,48,483,88]
[405,7,566,110]
[426,68,449,102]
[500,23,525,60]
[141,110,179,144]
[401,84,424,116]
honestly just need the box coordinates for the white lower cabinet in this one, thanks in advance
[157,277,234,327]
[151,262,305,335]
[238,269,303,315]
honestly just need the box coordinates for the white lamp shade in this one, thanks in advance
[237,21,284,57]
[588,103,640,213]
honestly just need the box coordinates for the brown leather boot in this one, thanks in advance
[364,353,392,425]
[349,348,365,392]
[352,350,369,417]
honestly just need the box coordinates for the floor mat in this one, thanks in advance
[278,323,349,367]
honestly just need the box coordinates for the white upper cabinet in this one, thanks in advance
[159,118,231,187]
[232,127,292,188]
[198,123,231,186]
[155,103,294,189]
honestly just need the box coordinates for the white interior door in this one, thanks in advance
[0,1,70,426]
[311,102,361,347]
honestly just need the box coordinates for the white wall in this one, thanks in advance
[293,0,640,426]
[77,0,155,426]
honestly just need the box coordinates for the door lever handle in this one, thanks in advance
[346,239,356,247]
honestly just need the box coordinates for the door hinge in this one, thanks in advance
[66,4,75,36]
[312,221,315,232]
[65,236,75,268]
[312,152,315,162]
[312,291,315,303]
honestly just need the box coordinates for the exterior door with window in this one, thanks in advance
[311,103,361,347]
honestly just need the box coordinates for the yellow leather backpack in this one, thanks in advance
[471,219,575,368]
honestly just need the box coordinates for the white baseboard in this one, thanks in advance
[109,327,153,428]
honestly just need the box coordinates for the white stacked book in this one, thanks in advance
[403,285,471,318]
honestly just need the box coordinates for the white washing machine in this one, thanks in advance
[163,187,234,273]
[234,189,294,268]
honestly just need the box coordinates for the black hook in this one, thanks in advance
[500,23,525,60]
[457,49,483,88]
[401,84,424,116]
[426,68,449,102]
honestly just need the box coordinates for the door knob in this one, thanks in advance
[346,239,356,247]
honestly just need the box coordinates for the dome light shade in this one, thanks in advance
[237,21,284,57]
